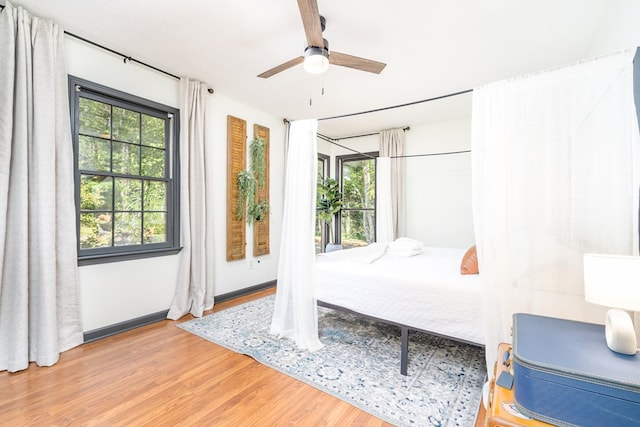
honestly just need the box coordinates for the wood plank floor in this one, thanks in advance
[0,287,485,426]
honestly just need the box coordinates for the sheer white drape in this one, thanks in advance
[167,78,214,319]
[270,119,323,351]
[472,49,640,371]
[0,1,83,372]
[380,129,405,239]
[375,157,394,243]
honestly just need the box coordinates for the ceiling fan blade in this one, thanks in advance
[257,56,304,78]
[297,0,324,47]
[330,51,387,74]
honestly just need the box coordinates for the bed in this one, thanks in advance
[315,242,484,375]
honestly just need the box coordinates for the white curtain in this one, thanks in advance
[380,129,405,239]
[167,78,214,319]
[375,157,394,243]
[270,119,323,351]
[472,49,640,371]
[0,2,83,372]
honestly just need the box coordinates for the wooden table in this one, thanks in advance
[484,343,553,427]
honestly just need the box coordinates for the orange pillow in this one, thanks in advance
[460,245,479,275]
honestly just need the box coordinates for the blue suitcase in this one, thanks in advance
[512,313,640,427]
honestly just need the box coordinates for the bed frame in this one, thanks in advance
[317,300,484,376]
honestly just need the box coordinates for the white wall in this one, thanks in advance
[208,95,286,296]
[586,0,640,57]
[318,118,474,249]
[404,119,474,248]
[67,37,285,332]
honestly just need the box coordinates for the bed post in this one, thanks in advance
[401,326,409,375]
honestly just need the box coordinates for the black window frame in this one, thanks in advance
[316,153,330,253]
[336,151,378,247]
[69,76,181,265]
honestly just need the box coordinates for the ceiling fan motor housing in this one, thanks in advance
[303,38,330,74]
[304,38,329,59]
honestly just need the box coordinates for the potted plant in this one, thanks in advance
[236,170,257,222]
[251,198,269,222]
[317,175,343,252]
[236,138,269,225]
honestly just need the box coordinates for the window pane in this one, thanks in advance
[112,142,140,175]
[80,175,113,211]
[144,181,166,211]
[79,212,113,249]
[341,210,375,249]
[114,178,142,211]
[79,98,110,138]
[141,146,165,178]
[112,106,140,144]
[142,114,165,148]
[342,159,375,209]
[114,212,142,246]
[315,216,323,254]
[144,212,166,243]
[72,77,178,261]
[79,136,110,172]
[316,156,330,253]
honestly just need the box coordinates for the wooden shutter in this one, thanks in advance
[227,115,246,261]
[253,124,270,256]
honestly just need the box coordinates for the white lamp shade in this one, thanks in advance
[303,54,329,74]
[583,253,640,312]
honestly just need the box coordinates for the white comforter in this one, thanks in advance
[315,244,485,345]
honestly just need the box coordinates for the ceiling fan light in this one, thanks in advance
[304,53,329,74]
[303,39,330,74]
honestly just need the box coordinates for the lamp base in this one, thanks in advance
[605,309,637,355]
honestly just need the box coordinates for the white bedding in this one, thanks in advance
[315,245,485,345]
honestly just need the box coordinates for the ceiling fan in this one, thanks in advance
[257,0,386,78]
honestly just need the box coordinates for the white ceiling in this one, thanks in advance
[12,0,612,137]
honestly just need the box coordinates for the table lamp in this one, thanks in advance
[583,253,640,355]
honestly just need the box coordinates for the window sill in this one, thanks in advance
[78,247,183,266]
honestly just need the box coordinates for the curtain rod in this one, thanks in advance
[283,118,410,141]
[0,2,215,92]
[331,126,410,141]
[317,89,473,122]
[0,3,178,80]
[389,149,471,159]
[65,31,181,81]
[317,132,470,160]
[317,133,377,159]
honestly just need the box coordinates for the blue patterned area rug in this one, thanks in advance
[178,295,486,427]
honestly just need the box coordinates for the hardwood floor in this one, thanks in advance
[0,288,485,426]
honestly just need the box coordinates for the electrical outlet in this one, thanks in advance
[249,260,254,269]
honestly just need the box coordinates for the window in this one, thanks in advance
[69,76,180,265]
[316,154,330,253]
[337,152,378,249]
